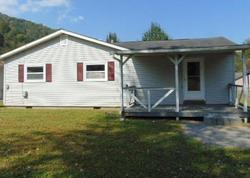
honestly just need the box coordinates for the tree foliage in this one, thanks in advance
[235,40,250,73]
[0,13,55,54]
[0,33,4,47]
[142,22,169,41]
[106,32,119,43]
[235,50,250,73]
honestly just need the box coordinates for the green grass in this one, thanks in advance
[0,109,250,178]
[0,101,4,107]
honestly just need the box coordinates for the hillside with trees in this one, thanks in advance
[0,13,55,54]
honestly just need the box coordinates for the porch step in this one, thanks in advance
[204,114,244,126]
[183,100,206,105]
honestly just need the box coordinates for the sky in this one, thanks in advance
[0,0,250,43]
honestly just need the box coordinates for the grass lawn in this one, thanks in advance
[0,109,250,178]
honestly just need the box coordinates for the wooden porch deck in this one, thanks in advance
[124,105,249,118]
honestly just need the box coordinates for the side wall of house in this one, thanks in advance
[4,36,124,107]
[204,53,235,104]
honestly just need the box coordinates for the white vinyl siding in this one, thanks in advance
[4,36,122,107]
[204,53,235,104]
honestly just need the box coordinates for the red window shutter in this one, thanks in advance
[46,64,52,82]
[18,64,24,82]
[77,63,83,81]
[108,61,115,81]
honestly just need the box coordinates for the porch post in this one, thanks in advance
[119,55,125,120]
[174,58,180,113]
[112,54,133,120]
[242,50,248,112]
[169,55,185,119]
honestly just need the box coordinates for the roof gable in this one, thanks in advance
[0,29,127,60]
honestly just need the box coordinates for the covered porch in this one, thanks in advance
[114,39,250,120]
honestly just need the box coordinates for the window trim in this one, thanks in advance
[84,62,107,82]
[24,64,46,83]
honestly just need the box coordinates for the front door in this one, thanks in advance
[183,58,205,101]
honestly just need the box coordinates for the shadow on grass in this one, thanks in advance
[1,115,250,178]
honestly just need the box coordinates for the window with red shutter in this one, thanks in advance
[108,61,115,81]
[77,63,83,81]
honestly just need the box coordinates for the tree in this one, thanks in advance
[106,32,119,43]
[235,51,242,72]
[232,38,250,73]
[142,22,169,41]
[0,33,4,47]
[0,19,10,33]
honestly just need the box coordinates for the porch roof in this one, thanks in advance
[115,37,250,55]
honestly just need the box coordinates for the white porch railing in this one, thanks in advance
[124,86,175,112]
[228,83,248,109]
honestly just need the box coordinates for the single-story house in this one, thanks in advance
[0,30,249,119]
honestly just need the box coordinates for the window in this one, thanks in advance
[85,64,107,81]
[187,62,201,91]
[25,65,45,82]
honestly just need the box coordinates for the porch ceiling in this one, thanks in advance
[114,44,250,56]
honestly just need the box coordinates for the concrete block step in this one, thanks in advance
[204,114,244,126]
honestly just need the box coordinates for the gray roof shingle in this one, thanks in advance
[115,37,237,50]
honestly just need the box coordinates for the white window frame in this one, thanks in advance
[24,64,46,83]
[182,58,205,100]
[84,62,107,82]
